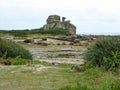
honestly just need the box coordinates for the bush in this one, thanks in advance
[0,39,32,60]
[84,37,120,71]
[3,56,31,65]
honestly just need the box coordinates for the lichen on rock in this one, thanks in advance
[42,15,76,35]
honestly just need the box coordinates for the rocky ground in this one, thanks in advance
[14,37,89,65]
[23,44,87,65]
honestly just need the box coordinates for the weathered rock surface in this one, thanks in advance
[42,15,76,35]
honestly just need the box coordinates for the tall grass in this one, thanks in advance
[60,80,120,90]
[60,67,120,90]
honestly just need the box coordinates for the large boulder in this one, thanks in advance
[24,38,33,43]
[47,15,60,24]
[42,15,76,35]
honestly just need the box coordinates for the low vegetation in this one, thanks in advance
[60,67,120,90]
[0,28,70,37]
[84,37,120,71]
[0,39,32,65]
[0,61,120,90]
[0,35,120,90]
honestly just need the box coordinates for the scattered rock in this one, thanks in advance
[41,37,47,41]
[73,39,80,43]
[24,38,33,43]
[51,62,60,66]
[34,40,48,46]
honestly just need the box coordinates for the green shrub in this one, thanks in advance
[0,39,32,60]
[84,37,120,71]
[84,61,95,70]
[103,51,120,72]
[3,56,31,65]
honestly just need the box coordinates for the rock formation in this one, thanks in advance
[42,15,76,35]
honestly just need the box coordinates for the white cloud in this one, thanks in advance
[1,0,120,16]
[0,0,120,34]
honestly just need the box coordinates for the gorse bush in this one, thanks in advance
[84,37,120,71]
[0,39,32,60]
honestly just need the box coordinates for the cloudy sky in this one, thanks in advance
[0,0,120,35]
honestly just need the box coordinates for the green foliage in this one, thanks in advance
[0,28,70,37]
[32,60,52,66]
[31,28,70,35]
[84,61,95,70]
[45,28,70,35]
[101,80,120,90]
[60,83,96,90]
[0,39,32,60]
[103,51,120,72]
[84,37,120,71]
[60,80,120,90]
[9,30,28,37]
[2,56,31,65]
[60,67,120,90]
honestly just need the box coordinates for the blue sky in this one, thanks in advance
[0,0,120,35]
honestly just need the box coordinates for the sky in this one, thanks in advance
[0,0,120,35]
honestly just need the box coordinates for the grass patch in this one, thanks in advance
[32,60,73,68]
[60,67,120,90]
[32,60,52,66]
[0,63,119,90]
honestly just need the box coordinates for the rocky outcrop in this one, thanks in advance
[42,15,76,35]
